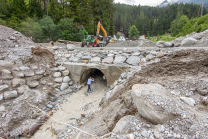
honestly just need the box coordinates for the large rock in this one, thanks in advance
[4,90,18,100]
[62,70,70,76]
[60,83,69,91]
[131,84,174,124]
[0,105,5,112]
[17,85,30,94]
[67,44,75,51]
[1,69,11,74]
[113,56,126,64]
[53,72,61,78]
[156,41,172,48]
[58,66,66,71]
[82,56,92,60]
[180,97,195,107]
[19,66,30,71]
[126,56,140,66]
[146,54,154,61]
[0,60,14,67]
[102,57,114,64]
[27,80,39,88]
[112,115,136,134]
[181,37,197,46]
[0,85,9,91]
[54,78,63,83]
[1,73,13,79]
[24,71,35,77]
[91,57,101,63]
[63,76,71,83]
[12,71,24,78]
[0,94,3,101]
[12,78,26,87]
[69,56,80,62]
[35,69,45,75]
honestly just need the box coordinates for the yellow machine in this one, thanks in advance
[96,21,114,47]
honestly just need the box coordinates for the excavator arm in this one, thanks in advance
[96,21,107,40]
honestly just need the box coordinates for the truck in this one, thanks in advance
[95,21,114,47]
[76,25,97,47]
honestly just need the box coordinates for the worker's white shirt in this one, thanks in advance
[87,79,94,85]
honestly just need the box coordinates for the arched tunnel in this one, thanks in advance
[80,68,107,86]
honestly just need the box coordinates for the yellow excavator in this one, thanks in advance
[95,21,114,47]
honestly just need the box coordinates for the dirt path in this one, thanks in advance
[25,78,106,139]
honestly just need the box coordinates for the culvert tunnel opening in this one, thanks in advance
[80,68,107,87]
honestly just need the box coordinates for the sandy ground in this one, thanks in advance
[21,78,106,139]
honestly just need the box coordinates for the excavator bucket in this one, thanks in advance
[76,25,84,29]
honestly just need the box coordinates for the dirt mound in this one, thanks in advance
[30,47,55,66]
[0,25,34,47]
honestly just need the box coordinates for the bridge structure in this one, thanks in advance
[63,62,129,86]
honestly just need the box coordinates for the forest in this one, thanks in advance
[0,0,207,42]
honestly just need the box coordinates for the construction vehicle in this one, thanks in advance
[76,25,97,47]
[95,21,114,47]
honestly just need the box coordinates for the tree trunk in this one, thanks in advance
[9,0,11,7]
[46,0,48,16]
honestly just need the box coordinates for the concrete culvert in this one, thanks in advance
[80,68,107,87]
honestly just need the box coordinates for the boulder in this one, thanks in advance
[121,72,127,79]
[97,54,107,59]
[180,97,195,107]
[17,85,30,94]
[35,69,45,75]
[112,115,136,134]
[62,70,70,76]
[156,41,172,48]
[60,83,69,91]
[140,58,147,64]
[113,56,126,64]
[108,54,114,57]
[53,72,62,78]
[63,76,71,83]
[67,44,75,51]
[0,94,3,101]
[19,66,30,71]
[30,65,38,70]
[132,52,140,56]
[27,80,39,88]
[1,69,11,74]
[0,105,5,112]
[65,54,71,58]
[91,57,101,63]
[102,57,114,64]
[12,78,26,87]
[4,90,18,100]
[81,56,92,60]
[181,37,197,46]
[131,84,174,124]
[156,52,165,58]
[146,54,154,61]
[58,66,66,71]
[126,56,140,66]
[1,73,13,79]
[69,56,80,62]
[24,71,35,77]
[0,85,9,91]
[54,78,63,83]
[0,60,14,67]
[12,71,24,78]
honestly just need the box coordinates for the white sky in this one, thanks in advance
[114,0,178,6]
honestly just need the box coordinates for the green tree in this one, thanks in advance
[39,16,56,41]
[116,32,120,39]
[56,18,79,41]
[128,25,140,38]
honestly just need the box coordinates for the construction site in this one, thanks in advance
[0,24,208,139]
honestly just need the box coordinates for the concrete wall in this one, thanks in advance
[64,62,128,86]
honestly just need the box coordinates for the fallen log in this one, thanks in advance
[23,111,53,137]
